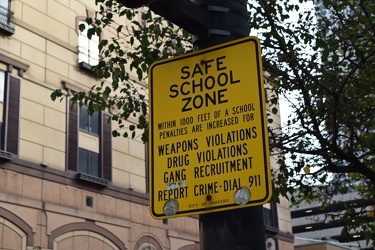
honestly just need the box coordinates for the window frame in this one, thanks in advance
[0,72,20,155]
[0,53,28,157]
[64,81,112,184]
[0,0,15,35]
[78,105,101,178]
[79,105,100,136]
[77,17,100,70]
[79,147,100,177]
[264,202,280,236]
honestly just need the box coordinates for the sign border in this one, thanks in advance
[148,36,271,218]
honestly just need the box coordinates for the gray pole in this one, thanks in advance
[192,0,249,49]
[192,1,266,249]
[199,207,266,250]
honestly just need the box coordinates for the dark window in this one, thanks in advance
[79,105,99,135]
[79,148,99,177]
[0,54,28,158]
[0,69,21,155]
[0,69,4,101]
[0,0,14,35]
[66,95,112,182]
[264,203,279,230]
[78,106,101,178]
[263,208,273,227]
[0,70,4,147]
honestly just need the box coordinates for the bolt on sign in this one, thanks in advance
[148,36,271,219]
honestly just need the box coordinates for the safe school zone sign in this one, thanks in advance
[148,36,272,219]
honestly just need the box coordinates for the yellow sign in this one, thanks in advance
[148,36,271,219]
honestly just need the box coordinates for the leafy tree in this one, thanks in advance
[250,0,375,245]
[51,0,375,245]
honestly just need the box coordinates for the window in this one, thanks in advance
[263,207,273,227]
[79,148,99,177]
[264,203,279,230]
[79,105,99,135]
[0,0,14,35]
[135,236,163,250]
[0,69,21,156]
[139,243,157,250]
[0,69,4,102]
[64,82,112,185]
[78,20,99,68]
[0,54,28,157]
[78,105,100,177]
[0,70,4,147]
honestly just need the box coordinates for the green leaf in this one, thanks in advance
[78,23,86,32]
[50,89,62,101]
[136,68,143,81]
[103,86,111,100]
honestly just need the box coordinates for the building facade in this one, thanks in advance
[291,191,374,249]
[0,0,293,249]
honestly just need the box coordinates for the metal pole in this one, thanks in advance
[192,0,249,49]
[192,1,266,249]
[199,207,266,250]
[116,1,267,249]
